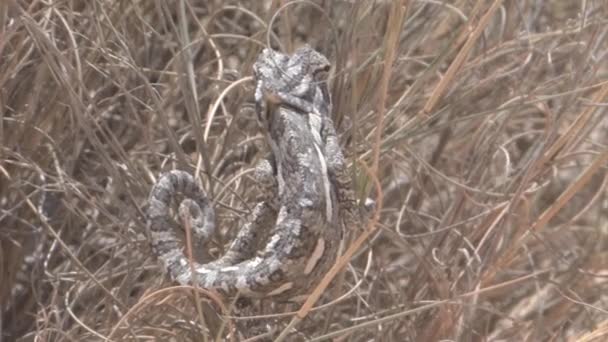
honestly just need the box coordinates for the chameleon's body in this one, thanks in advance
[147,46,357,300]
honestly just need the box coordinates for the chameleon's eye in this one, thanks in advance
[314,64,330,75]
[313,64,330,83]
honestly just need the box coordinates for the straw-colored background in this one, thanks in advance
[1,1,607,341]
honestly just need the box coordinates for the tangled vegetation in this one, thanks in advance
[1,1,607,341]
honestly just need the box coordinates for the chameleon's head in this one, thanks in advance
[253,45,331,87]
[292,45,332,115]
[252,45,332,128]
[292,44,331,83]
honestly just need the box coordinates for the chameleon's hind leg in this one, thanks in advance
[206,158,278,268]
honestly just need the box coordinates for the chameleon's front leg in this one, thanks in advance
[320,116,366,229]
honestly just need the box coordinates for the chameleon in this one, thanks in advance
[146,45,358,300]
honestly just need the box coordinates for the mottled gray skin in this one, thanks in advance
[147,46,355,300]
[254,45,359,226]
[254,45,332,120]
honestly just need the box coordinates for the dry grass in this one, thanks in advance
[1,0,608,341]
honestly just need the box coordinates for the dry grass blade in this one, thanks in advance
[483,147,608,287]
[421,0,504,118]
[2,1,607,341]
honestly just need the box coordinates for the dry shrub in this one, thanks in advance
[1,0,607,341]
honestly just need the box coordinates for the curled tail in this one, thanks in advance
[146,170,307,298]
[147,170,216,282]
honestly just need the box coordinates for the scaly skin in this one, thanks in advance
[147,46,347,300]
